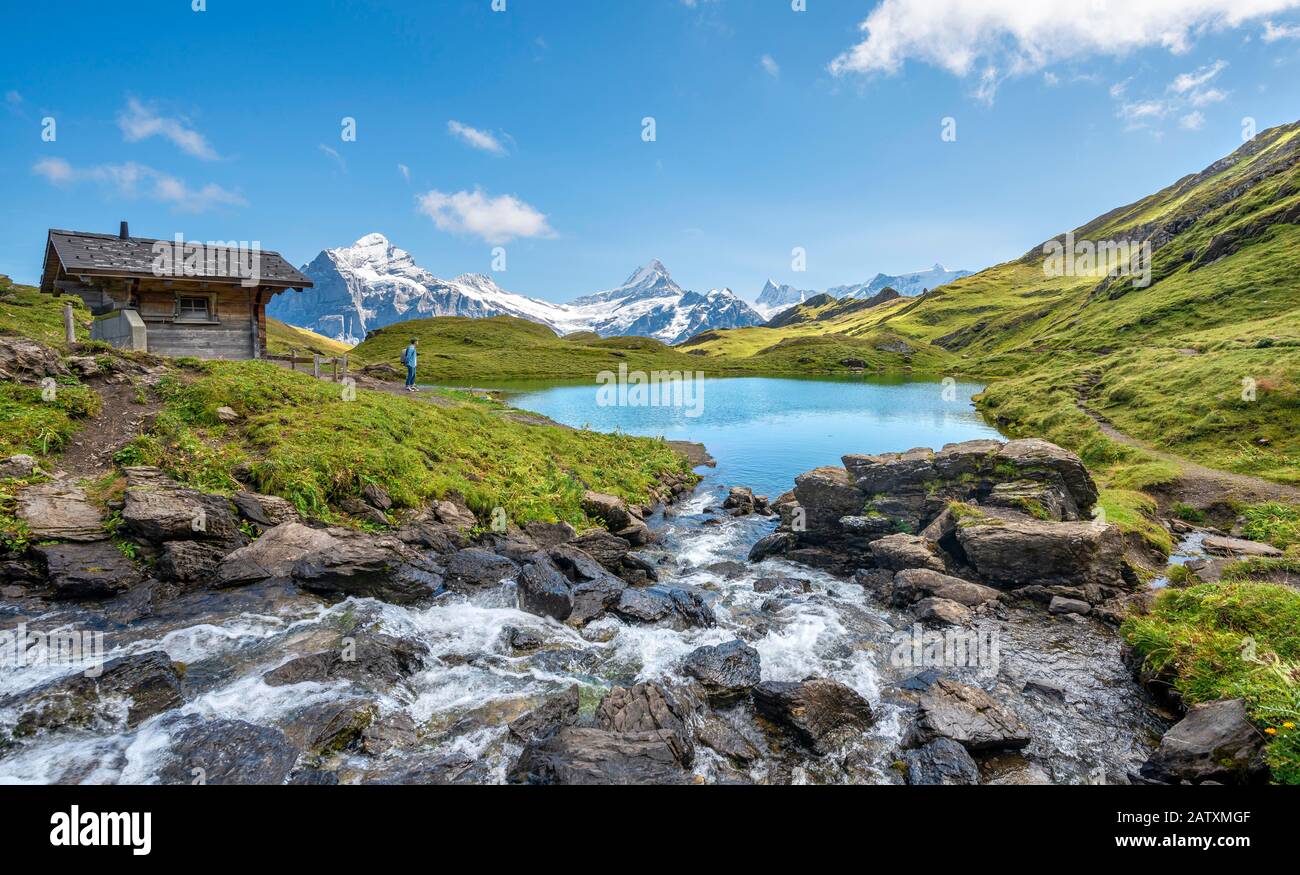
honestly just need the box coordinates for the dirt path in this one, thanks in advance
[1078,402,1300,507]
[53,381,162,481]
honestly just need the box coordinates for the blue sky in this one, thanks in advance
[3,0,1300,303]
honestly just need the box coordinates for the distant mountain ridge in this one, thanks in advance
[751,264,971,319]
[269,237,764,346]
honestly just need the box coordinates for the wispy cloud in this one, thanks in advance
[1114,59,1229,130]
[318,144,346,172]
[1263,19,1300,40]
[760,54,780,78]
[397,163,410,182]
[447,120,508,156]
[32,157,245,212]
[829,0,1299,103]
[416,187,554,244]
[116,97,219,160]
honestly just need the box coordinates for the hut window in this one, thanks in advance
[176,295,214,322]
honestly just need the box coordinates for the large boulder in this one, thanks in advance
[956,517,1128,589]
[17,482,106,542]
[263,633,429,689]
[0,454,39,480]
[121,481,241,545]
[752,677,874,755]
[33,541,142,599]
[231,491,299,529]
[595,682,696,766]
[1139,699,1267,785]
[508,686,581,744]
[277,698,377,756]
[215,522,442,604]
[792,467,863,544]
[0,336,68,383]
[611,586,715,630]
[442,548,519,592]
[156,541,228,585]
[917,679,1030,752]
[890,569,1001,608]
[515,558,575,623]
[581,491,634,531]
[903,737,982,785]
[682,640,761,703]
[3,651,184,736]
[508,726,689,785]
[868,533,946,572]
[156,718,300,785]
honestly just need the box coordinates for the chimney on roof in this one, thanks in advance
[119,221,129,240]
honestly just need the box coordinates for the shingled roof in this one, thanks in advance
[41,229,313,291]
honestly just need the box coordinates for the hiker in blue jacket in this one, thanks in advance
[402,339,418,391]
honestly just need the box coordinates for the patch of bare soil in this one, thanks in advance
[52,380,162,480]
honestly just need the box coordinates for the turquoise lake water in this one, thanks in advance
[490,376,1005,498]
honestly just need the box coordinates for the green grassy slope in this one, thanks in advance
[266,316,353,358]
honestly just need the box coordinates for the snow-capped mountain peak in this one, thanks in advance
[269,240,766,346]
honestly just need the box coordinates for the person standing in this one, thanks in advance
[402,338,419,391]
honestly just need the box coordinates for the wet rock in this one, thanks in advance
[157,719,300,785]
[34,541,142,599]
[697,715,761,766]
[508,726,689,785]
[792,467,862,543]
[17,482,106,542]
[568,529,655,583]
[278,698,377,755]
[156,541,228,584]
[1200,535,1282,559]
[753,678,874,755]
[288,769,340,785]
[361,483,392,511]
[4,651,184,736]
[917,679,1030,752]
[263,634,429,689]
[595,682,697,766]
[748,531,796,563]
[506,626,544,652]
[523,520,576,549]
[915,597,971,626]
[682,640,761,702]
[903,738,982,785]
[361,710,419,755]
[122,481,241,544]
[703,561,750,579]
[340,496,389,526]
[723,486,770,517]
[442,548,519,592]
[753,576,812,594]
[290,531,444,604]
[891,568,1001,608]
[516,559,575,623]
[232,491,299,529]
[956,517,1128,589]
[393,516,464,554]
[0,454,38,479]
[1048,596,1091,616]
[508,686,580,744]
[1139,699,1267,785]
[611,586,715,630]
[868,533,946,572]
[367,752,483,785]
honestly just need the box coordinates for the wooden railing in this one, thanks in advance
[265,349,351,381]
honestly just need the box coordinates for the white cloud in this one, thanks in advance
[397,163,410,182]
[447,120,507,156]
[416,188,554,244]
[1169,59,1227,93]
[116,97,218,160]
[1181,110,1206,129]
[32,158,245,212]
[760,54,780,77]
[318,144,346,172]
[829,0,1300,101]
[1263,19,1300,39]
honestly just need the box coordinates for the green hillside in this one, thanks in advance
[266,316,353,358]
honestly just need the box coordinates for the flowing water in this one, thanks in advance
[0,376,1164,784]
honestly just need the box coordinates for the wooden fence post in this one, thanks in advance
[312,355,321,380]
[63,303,75,344]
[332,357,339,382]
[289,348,296,372]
